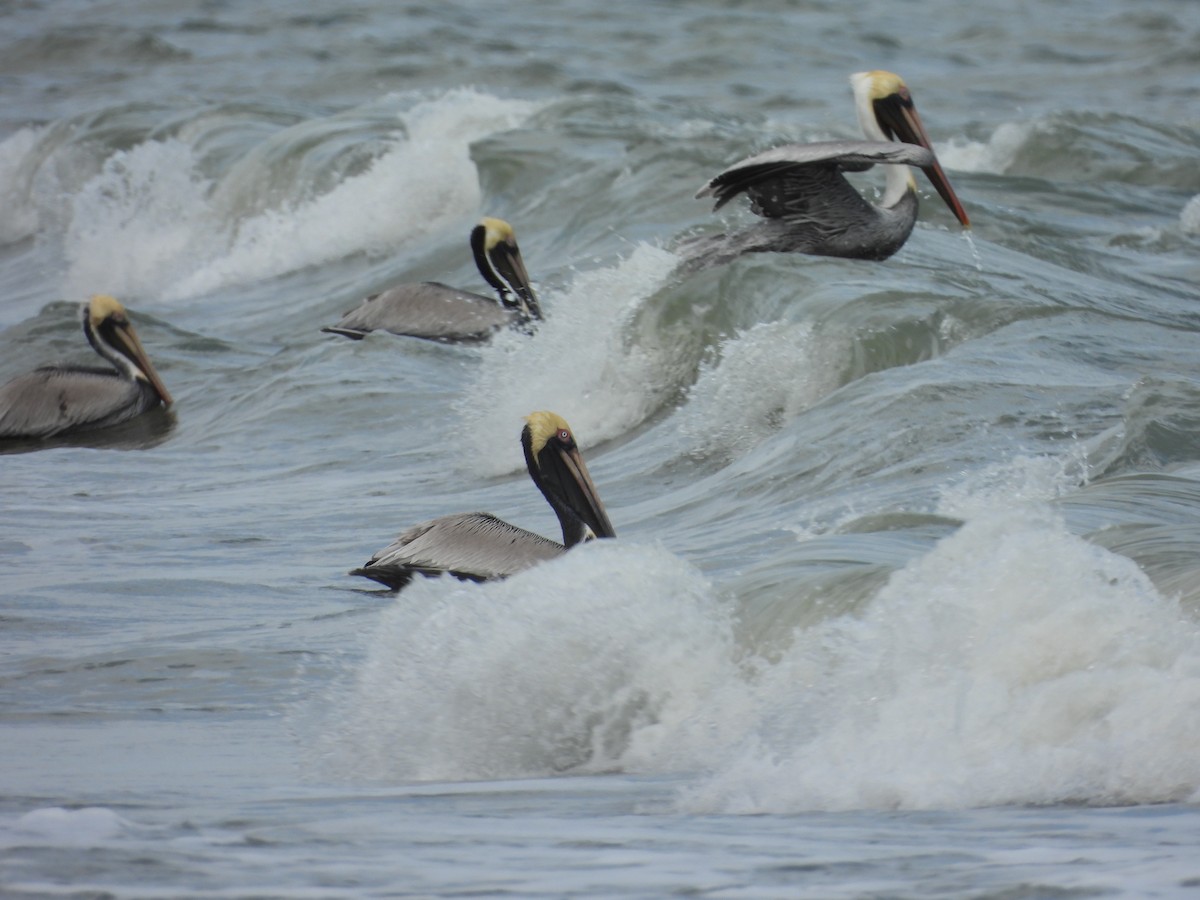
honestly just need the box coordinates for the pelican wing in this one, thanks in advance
[696,140,935,215]
[351,512,564,590]
[0,366,147,439]
[323,282,517,343]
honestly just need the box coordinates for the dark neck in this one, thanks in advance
[470,225,510,304]
[522,429,589,548]
[85,319,138,382]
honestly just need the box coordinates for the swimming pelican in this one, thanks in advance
[0,294,173,440]
[350,411,616,591]
[691,70,970,264]
[322,217,541,343]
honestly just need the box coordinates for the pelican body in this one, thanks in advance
[692,70,970,264]
[323,218,541,343]
[0,295,172,440]
[351,411,615,591]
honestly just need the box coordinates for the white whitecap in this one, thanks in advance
[62,138,222,301]
[167,88,537,300]
[681,504,1200,813]
[935,448,1088,520]
[311,541,756,783]
[454,243,682,476]
[937,121,1032,175]
[58,88,537,302]
[675,320,841,460]
[9,807,129,846]
[1181,194,1200,234]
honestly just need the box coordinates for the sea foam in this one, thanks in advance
[454,243,682,476]
[681,501,1200,812]
[1181,194,1200,235]
[675,319,841,461]
[312,541,752,783]
[315,445,1200,812]
[5,807,130,846]
[57,88,536,302]
[938,121,1033,175]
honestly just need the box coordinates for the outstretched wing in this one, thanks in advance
[696,140,933,220]
[350,511,564,590]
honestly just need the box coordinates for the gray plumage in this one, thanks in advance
[323,217,541,344]
[321,282,519,343]
[0,366,163,439]
[349,411,615,592]
[693,141,933,262]
[686,70,970,269]
[0,295,172,442]
[350,512,566,590]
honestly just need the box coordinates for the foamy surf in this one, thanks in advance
[1181,194,1200,234]
[675,320,842,461]
[454,243,682,476]
[5,807,131,847]
[311,541,752,783]
[53,88,537,302]
[938,121,1033,175]
[680,503,1200,813]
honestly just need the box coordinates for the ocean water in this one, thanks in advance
[2,0,1200,896]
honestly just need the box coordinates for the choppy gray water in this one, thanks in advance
[3,0,1200,896]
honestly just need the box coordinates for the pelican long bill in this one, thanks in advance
[349,411,615,591]
[688,69,971,264]
[0,294,172,441]
[102,308,174,407]
[870,79,970,228]
[322,217,542,343]
[475,217,541,320]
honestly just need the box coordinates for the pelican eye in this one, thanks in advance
[557,428,572,445]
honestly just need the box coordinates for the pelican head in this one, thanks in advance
[472,217,542,321]
[522,411,616,546]
[83,294,173,405]
[850,70,970,228]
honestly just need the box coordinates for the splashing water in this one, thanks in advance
[935,449,1089,521]
[675,320,841,461]
[63,139,221,301]
[314,458,1200,814]
[1181,194,1200,235]
[937,121,1032,176]
[0,127,47,245]
[57,89,538,302]
[311,542,753,783]
[681,503,1200,813]
[454,244,682,476]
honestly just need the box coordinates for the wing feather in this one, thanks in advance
[696,140,934,215]
[323,283,516,343]
[351,512,564,589]
[0,367,146,439]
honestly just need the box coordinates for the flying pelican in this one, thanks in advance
[350,411,616,591]
[690,70,970,264]
[0,294,173,440]
[322,217,541,343]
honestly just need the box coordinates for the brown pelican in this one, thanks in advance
[0,294,172,440]
[350,411,616,591]
[691,70,970,264]
[322,217,541,343]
